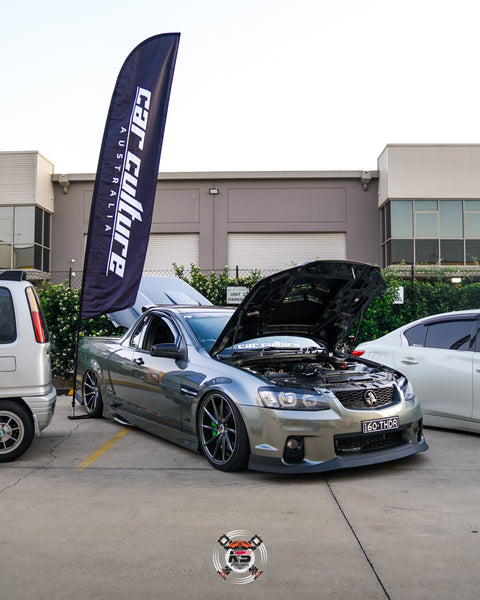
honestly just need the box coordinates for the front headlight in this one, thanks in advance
[398,376,416,403]
[258,387,330,410]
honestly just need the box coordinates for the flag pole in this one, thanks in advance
[68,316,87,419]
[68,271,91,420]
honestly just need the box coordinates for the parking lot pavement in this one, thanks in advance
[1,396,479,600]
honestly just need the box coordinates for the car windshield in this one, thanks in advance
[184,313,232,351]
[184,313,325,354]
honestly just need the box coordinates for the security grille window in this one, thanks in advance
[228,233,346,275]
[143,233,199,274]
[0,206,51,272]
[381,200,480,266]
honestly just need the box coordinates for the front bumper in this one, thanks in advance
[241,402,428,474]
[249,434,428,473]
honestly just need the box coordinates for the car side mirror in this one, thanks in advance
[151,343,184,359]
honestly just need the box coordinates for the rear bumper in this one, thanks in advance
[23,386,57,434]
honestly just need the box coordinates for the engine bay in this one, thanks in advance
[235,351,395,390]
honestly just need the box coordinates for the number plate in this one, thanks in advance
[362,416,399,434]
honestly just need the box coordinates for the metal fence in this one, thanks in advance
[45,266,277,289]
[29,263,480,289]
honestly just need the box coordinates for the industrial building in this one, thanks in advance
[1,144,480,284]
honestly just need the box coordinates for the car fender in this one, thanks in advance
[189,373,264,440]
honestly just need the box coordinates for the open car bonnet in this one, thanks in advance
[210,260,385,357]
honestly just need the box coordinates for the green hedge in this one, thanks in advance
[173,264,263,304]
[38,266,263,379]
[350,273,480,348]
[38,283,119,380]
[174,264,480,348]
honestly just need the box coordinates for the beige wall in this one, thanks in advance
[51,171,381,277]
[36,154,55,213]
[378,144,480,206]
[0,151,54,211]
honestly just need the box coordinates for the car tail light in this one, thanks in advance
[351,350,364,357]
[26,287,47,343]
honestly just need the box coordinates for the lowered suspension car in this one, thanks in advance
[75,260,427,473]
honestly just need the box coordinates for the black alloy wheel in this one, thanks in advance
[82,370,104,418]
[198,392,250,472]
[0,401,34,462]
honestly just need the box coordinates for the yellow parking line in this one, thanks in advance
[73,427,130,470]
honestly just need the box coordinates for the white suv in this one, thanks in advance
[0,270,56,461]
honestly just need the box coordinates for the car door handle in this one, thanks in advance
[133,357,145,366]
[476,368,480,373]
[401,358,419,365]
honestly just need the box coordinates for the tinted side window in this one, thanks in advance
[474,320,480,352]
[424,320,474,351]
[0,287,16,343]
[404,324,426,346]
[142,316,177,351]
[130,316,150,348]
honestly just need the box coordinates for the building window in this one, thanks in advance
[439,201,463,238]
[390,200,413,237]
[0,206,51,272]
[466,239,480,263]
[415,239,438,264]
[382,200,480,266]
[386,239,414,264]
[465,201,480,239]
[440,240,464,264]
[415,200,438,237]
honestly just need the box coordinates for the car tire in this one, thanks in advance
[197,392,250,472]
[82,370,104,418]
[0,401,35,462]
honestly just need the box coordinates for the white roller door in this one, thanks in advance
[143,233,199,274]
[228,233,346,272]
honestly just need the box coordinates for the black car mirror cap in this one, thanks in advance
[151,343,184,359]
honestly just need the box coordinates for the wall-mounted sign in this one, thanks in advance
[226,286,249,304]
[392,285,404,304]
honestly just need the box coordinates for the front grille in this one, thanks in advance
[333,385,397,410]
[334,430,404,455]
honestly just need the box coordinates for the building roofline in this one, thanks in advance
[382,143,480,147]
[52,169,379,183]
[1,149,54,167]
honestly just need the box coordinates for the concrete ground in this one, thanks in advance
[0,396,479,600]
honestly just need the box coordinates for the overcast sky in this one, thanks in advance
[2,0,480,174]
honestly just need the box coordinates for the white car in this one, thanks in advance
[355,310,480,434]
[0,270,56,461]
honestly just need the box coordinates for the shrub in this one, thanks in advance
[38,282,119,379]
[350,272,480,347]
[173,264,263,305]
[38,264,480,377]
